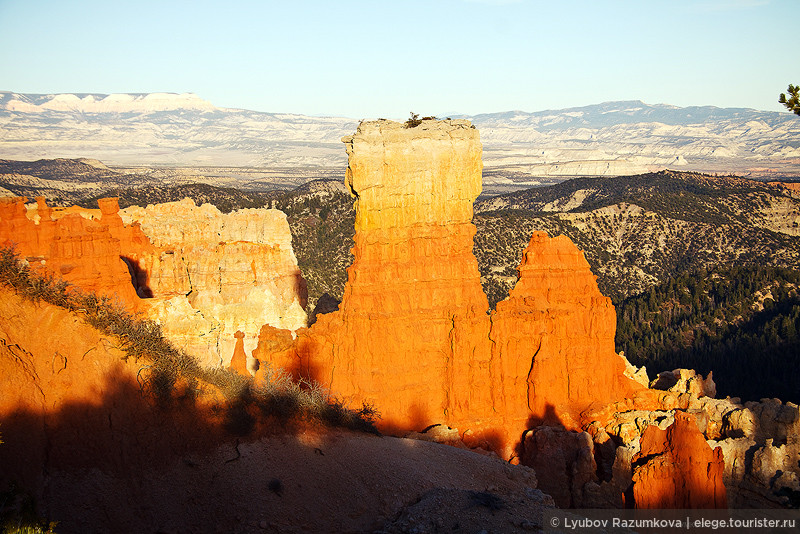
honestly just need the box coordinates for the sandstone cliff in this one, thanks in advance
[0,285,554,533]
[490,231,639,429]
[631,411,727,508]
[0,195,308,369]
[271,120,492,433]
[0,196,140,307]
[255,119,797,509]
[119,198,307,368]
[258,120,641,453]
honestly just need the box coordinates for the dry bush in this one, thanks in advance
[0,246,380,435]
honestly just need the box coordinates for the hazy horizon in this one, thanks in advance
[2,91,796,121]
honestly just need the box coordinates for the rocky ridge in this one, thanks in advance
[474,171,800,303]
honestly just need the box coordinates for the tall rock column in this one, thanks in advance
[292,120,494,430]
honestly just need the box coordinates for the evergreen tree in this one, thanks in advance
[779,84,800,116]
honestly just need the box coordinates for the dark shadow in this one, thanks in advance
[287,338,323,385]
[0,363,379,532]
[649,371,678,391]
[515,403,601,509]
[406,403,431,434]
[515,402,567,460]
[294,271,309,310]
[308,293,340,326]
[1,367,227,493]
[120,255,152,298]
[521,403,567,434]
[461,428,508,456]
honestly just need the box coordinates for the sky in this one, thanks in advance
[0,0,797,119]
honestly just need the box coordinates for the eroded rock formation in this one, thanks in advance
[0,195,308,368]
[0,285,554,533]
[120,198,307,367]
[0,196,140,306]
[259,120,642,452]
[575,387,799,508]
[256,118,798,509]
[283,120,496,433]
[631,411,727,508]
[5,119,799,512]
[490,232,640,429]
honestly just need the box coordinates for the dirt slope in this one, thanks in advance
[0,287,553,533]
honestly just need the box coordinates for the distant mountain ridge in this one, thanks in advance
[466,100,789,129]
[1,92,798,180]
[0,91,216,113]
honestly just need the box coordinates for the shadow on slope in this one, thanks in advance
[0,366,553,534]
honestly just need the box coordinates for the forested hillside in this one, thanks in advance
[616,266,800,403]
[474,170,800,305]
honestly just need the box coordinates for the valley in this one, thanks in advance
[3,92,800,185]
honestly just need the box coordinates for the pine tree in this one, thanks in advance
[779,84,800,116]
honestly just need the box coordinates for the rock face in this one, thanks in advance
[0,286,190,492]
[268,120,640,452]
[490,232,639,429]
[631,412,727,508]
[0,196,140,307]
[287,120,494,432]
[0,195,308,368]
[120,198,307,368]
[6,120,800,512]
[519,426,597,508]
[578,392,800,509]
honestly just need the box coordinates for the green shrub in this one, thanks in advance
[403,113,438,128]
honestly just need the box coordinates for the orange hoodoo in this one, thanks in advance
[490,231,639,429]
[289,119,494,433]
[632,412,727,508]
[263,119,642,454]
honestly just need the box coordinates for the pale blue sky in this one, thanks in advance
[0,0,796,118]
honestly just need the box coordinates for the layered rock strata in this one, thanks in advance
[255,119,798,508]
[120,199,307,367]
[489,232,639,429]
[0,196,308,368]
[0,196,140,306]
[262,120,642,450]
[287,120,494,432]
[528,380,799,508]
